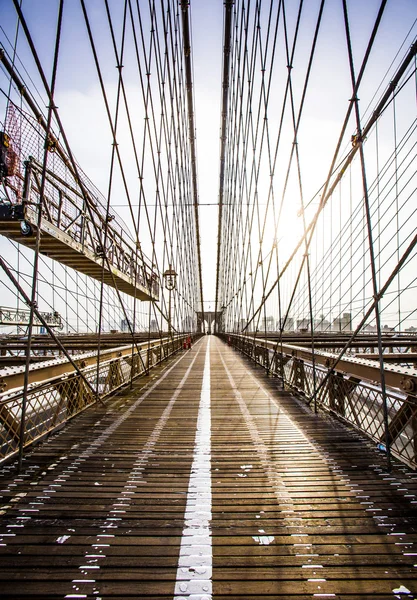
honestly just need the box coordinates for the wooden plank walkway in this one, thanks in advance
[0,336,416,599]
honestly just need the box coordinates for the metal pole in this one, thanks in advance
[18,160,34,471]
[168,289,172,336]
[342,0,391,469]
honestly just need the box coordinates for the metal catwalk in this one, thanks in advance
[0,336,416,599]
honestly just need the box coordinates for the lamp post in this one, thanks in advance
[163,265,177,335]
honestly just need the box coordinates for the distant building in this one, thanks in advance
[364,323,395,333]
[245,321,253,333]
[120,318,131,332]
[182,316,194,332]
[332,312,352,332]
[314,315,331,332]
[261,316,275,332]
[279,316,294,332]
[297,318,310,331]
[231,319,248,333]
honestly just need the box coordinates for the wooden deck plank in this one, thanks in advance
[0,336,416,598]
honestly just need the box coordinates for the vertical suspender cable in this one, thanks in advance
[179,0,205,329]
[215,0,234,332]
[243,0,389,332]
[18,0,64,471]
[342,0,391,469]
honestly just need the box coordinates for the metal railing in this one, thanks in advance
[223,333,417,470]
[1,101,159,300]
[24,159,159,299]
[0,335,193,464]
[0,305,63,328]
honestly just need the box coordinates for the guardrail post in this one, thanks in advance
[290,358,306,392]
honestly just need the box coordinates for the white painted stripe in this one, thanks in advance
[174,337,212,599]
[65,346,204,599]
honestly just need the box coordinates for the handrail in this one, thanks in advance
[0,334,197,464]
[222,333,417,469]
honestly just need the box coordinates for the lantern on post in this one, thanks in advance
[163,265,177,291]
[163,265,177,334]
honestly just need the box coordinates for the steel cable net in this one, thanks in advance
[216,1,416,337]
[215,0,417,467]
[3,104,156,294]
[0,0,202,336]
[0,0,203,462]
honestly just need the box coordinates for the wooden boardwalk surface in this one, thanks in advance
[0,336,416,599]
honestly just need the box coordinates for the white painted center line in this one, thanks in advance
[64,346,203,599]
[174,337,212,599]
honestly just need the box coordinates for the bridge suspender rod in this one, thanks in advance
[241,0,377,332]
[95,0,140,387]
[4,0,202,340]
[248,0,325,342]
[281,0,326,413]
[341,0,389,467]
[17,0,65,472]
[241,0,387,333]
[10,0,148,374]
[180,1,205,325]
[0,255,103,398]
[244,18,416,333]
[215,0,234,331]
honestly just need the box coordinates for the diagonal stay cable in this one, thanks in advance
[244,8,415,332]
